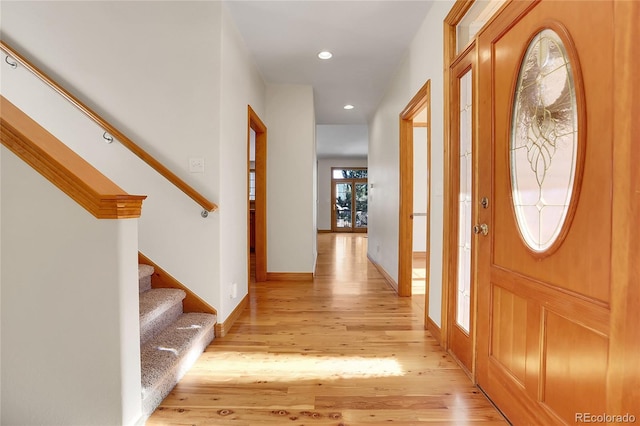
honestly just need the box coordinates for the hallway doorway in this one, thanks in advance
[398,80,432,330]
[248,106,267,282]
[410,107,430,311]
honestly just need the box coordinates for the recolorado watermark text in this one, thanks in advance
[576,413,636,423]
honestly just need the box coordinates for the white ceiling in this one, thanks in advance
[224,0,434,127]
[316,124,369,159]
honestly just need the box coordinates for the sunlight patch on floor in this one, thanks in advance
[412,267,427,279]
[412,267,427,295]
[193,352,405,383]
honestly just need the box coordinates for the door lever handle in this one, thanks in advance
[473,223,489,236]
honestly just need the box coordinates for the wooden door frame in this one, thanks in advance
[441,0,477,357]
[610,0,640,413]
[248,106,267,282]
[446,47,477,376]
[398,80,431,307]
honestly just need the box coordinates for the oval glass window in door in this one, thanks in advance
[510,29,579,253]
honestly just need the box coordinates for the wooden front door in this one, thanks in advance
[476,1,615,424]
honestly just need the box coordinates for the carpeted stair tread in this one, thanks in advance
[138,264,154,280]
[139,288,186,344]
[138,264,154,293]
[140,312,216,417]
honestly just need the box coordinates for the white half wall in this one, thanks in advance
[368,0,454,327]
[1,146,141,425]
[265,84,316,273]
[317,157,368,231]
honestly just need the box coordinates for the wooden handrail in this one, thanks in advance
[1,96,146,219]
[0,40,217,213]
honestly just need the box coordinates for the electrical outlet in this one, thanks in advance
[189,157,205,173]
[230,282,238,299]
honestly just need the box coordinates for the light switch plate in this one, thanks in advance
[189,157,205,173]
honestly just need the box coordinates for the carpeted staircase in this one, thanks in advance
[138,264,216,418]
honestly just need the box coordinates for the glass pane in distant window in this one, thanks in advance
[333,169,367,179]
[355,183,368,228]
[249,170,256,201]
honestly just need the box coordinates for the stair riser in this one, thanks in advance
[138,264,217,421]
[141,320,215,418]
[140,302,183,345]
[139,275,152,293]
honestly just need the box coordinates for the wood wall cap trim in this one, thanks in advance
[0,40,217,213]
[1,96,146,219]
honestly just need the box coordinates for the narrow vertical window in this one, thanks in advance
[457,70,472,333]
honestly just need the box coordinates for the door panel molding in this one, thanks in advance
[490,266,609,335]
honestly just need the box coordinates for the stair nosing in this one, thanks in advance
[138,264,155,279]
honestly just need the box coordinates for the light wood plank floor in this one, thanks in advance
[147,233,507,425]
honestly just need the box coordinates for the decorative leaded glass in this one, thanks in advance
[510,29,578,252]
[457,70,472,333]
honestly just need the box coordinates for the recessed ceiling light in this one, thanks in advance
[318,51,333,60]
[344,104,354,110]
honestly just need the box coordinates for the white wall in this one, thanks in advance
[413,126,428,252]
[368,0,454,327]
[0,131,2,424]
[317,157,368,231]
[1,1,267,322]
[312,123,318,271]
[1,146,141,425]
[265,84,316,273]
[218,4,266,318]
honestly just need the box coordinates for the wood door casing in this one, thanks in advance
[447,47,475,374]
[398,80,431,299]
[608,0,640,415]
[248,106,267,282]
[476,1,617,424]
[330,173,367,233]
